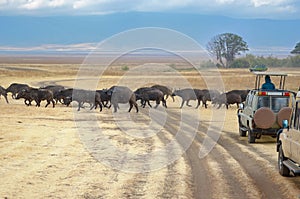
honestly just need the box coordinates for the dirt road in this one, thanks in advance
[1,99,300,198]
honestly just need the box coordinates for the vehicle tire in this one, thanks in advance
[253,107,276,129]
[248,129,256,143]
[239,127,247,137]
[238,116,247,137]
[278,145,290,176]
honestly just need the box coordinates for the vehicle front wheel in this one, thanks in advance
[248,129,256,143]
[278,145,290,176]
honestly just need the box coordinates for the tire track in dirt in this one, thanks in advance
[223,135,300,197]
[125,108,186,199]
[165,109,247,198]
[149,108,213,199]
[161,108,293,198]
[199,119,298,199]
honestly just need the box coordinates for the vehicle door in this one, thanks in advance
[290,102,300,163]
[241,94,254,127]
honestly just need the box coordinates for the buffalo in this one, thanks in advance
[64,89,102,111]
[40,85,65,104]
[0,86,9,103]
[6,83,30,99]
[172,88,205,108]
[56,88,74,106]
[151,84,174,102]
[226,89,249,102]
[107,86,138,113]
[202,89,221,108]
[96,89,111,108]
[16,87,55,108]
[135,87,166,108]
[214,92,242,109]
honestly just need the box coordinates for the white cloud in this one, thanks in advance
[0,0,298,19]
[216,0,235,4]
[19,0,45,10]
[251,0,292,7]
[49,0,65,8]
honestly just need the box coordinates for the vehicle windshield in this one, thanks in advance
[257,96,289,113]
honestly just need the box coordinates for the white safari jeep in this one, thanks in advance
[238,72,295,143]
[277,100,300,176]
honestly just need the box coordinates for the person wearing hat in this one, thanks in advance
[261,75,275,90]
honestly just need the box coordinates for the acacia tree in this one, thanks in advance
[207,33,249,68]
[291,42,300,54]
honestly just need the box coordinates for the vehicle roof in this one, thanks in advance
[252,71,288,76]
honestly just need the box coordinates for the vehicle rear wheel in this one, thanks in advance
[248,129,256,143]
[278,145,290,176]
[239,127,247,137]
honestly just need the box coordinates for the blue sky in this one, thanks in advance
[0,0,299,19]
[0,0,299,55]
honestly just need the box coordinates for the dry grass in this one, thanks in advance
[0,63,299,92]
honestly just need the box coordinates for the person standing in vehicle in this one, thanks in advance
[262,75,275,90]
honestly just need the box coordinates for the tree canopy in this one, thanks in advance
[291,42,300,54]
[206,33,249,68]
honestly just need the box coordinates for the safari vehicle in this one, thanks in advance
[237,72,295,143]
[249,64,268,72]
[277,100,300,176]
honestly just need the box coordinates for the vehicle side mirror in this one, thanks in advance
[282,120,289,129]
[239,103,244,110]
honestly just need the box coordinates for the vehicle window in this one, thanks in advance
[257,97,270,109]
[271,97,289,113]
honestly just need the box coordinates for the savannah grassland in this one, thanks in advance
[0,59,300,198]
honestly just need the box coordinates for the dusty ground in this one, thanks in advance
[0,63,300,199]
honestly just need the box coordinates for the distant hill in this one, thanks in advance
[0,12,299,55]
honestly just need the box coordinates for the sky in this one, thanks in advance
[0,0,299,56]
[0,0,299,19]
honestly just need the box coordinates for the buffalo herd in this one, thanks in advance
[0,82,250,112]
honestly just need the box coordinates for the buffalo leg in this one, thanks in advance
[186,100,192,107]
[45,100,50,107]
[134,102,139,113]
[128,103,133,112]
[98,102,102,112]
[147,101,152,108]
[113,103,118,112]
[77,102,82,111]
[4,95,9,104]
[196,99,201,109]
[180,100,185,109]
[154,100,159,108]
[163,99,167,108]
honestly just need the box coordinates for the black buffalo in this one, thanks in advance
[56,88,74,106]
[96,89,111,108]
[6,83,30,99]
[16,87,55,108]
[214,92,242,109]
[172,88,205,109]
[107,86,138,113]
[151,84,174,102]
[40,85,65,104]
[135,87,166,108]
[202,89,221,108]
[0,86,9,103]
[64,89,102,112]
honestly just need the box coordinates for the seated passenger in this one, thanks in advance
[262,75,275,90]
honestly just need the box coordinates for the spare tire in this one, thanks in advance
[277,107,292,127]
[253,107,276,129]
